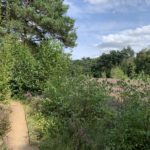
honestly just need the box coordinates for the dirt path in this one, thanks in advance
[5,101,38,150]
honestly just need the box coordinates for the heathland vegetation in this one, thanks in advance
[0,0,150,150]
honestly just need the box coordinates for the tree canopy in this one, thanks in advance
[73,47,149,79]
[0,0,77,47]
[135,49,150,75]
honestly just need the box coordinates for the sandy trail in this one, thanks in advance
[5,101,38,150]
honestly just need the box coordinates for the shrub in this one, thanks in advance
[0,104,10,137]
[121,58,136,78]
[135,49,150,75]
[35,40,71,90]
[31,76,115,150]
[29,78,150,150]
[0,36,14,100]
[0,35,38,97]
[10,40,71,95]
[109,82,150,150]
[10,42,37,95]
[111,67,128,80]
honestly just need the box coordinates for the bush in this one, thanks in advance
[135,49,150,75]
[135,71,150,82]
[10,42,37,95]
[111,67,128,80]
[109,81,150,150]
[121,58,136,78]
[0,104,10,137]
[10,40,71,96]
[29,77,150,150]
[0,35,38,97]
[35,40,71,91]
[0,36,14,100]
[30,76,115,150]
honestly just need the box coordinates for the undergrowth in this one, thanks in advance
[26,78,150,150]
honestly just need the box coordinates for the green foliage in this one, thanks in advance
[110,100,150,150]
[12,39,70,95]
[73,57,97,76]
[135,49,150,75]
[135,71,150,82]
[0,0,77,47]
[35,40,71,90]
[0,104,10,149]
[0,104,10,136]
[0,36,14,100]
[111,67,128,79]
[121,46,135,58]
[30,76,114,150]
[109,81,150,150]
[80,47,135,78]
[0,35,71,97]
[28,78,150,150]
[0,4,149,149]
[75,47,150,79]
[0,35,37,97]
[121,57,136,78]
[10,41,37,94]
[95,53,113,78]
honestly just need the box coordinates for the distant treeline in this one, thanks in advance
[72,46,150,79]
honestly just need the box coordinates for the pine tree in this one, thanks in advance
[0,0,77,47]
[1,0,6,20]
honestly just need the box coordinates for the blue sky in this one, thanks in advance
[64,0,150,59]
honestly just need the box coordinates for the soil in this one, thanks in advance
[5,101,38,150]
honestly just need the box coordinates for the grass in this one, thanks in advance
[24,102,40,147]
[0,103,10,150]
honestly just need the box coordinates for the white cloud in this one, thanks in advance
[97,25,150,52]
[64,0,83,18]
[84,0,150,13]
[85,0,150,5]
[84,0,110,4]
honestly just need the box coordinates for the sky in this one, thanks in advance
[64,0,150,59]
